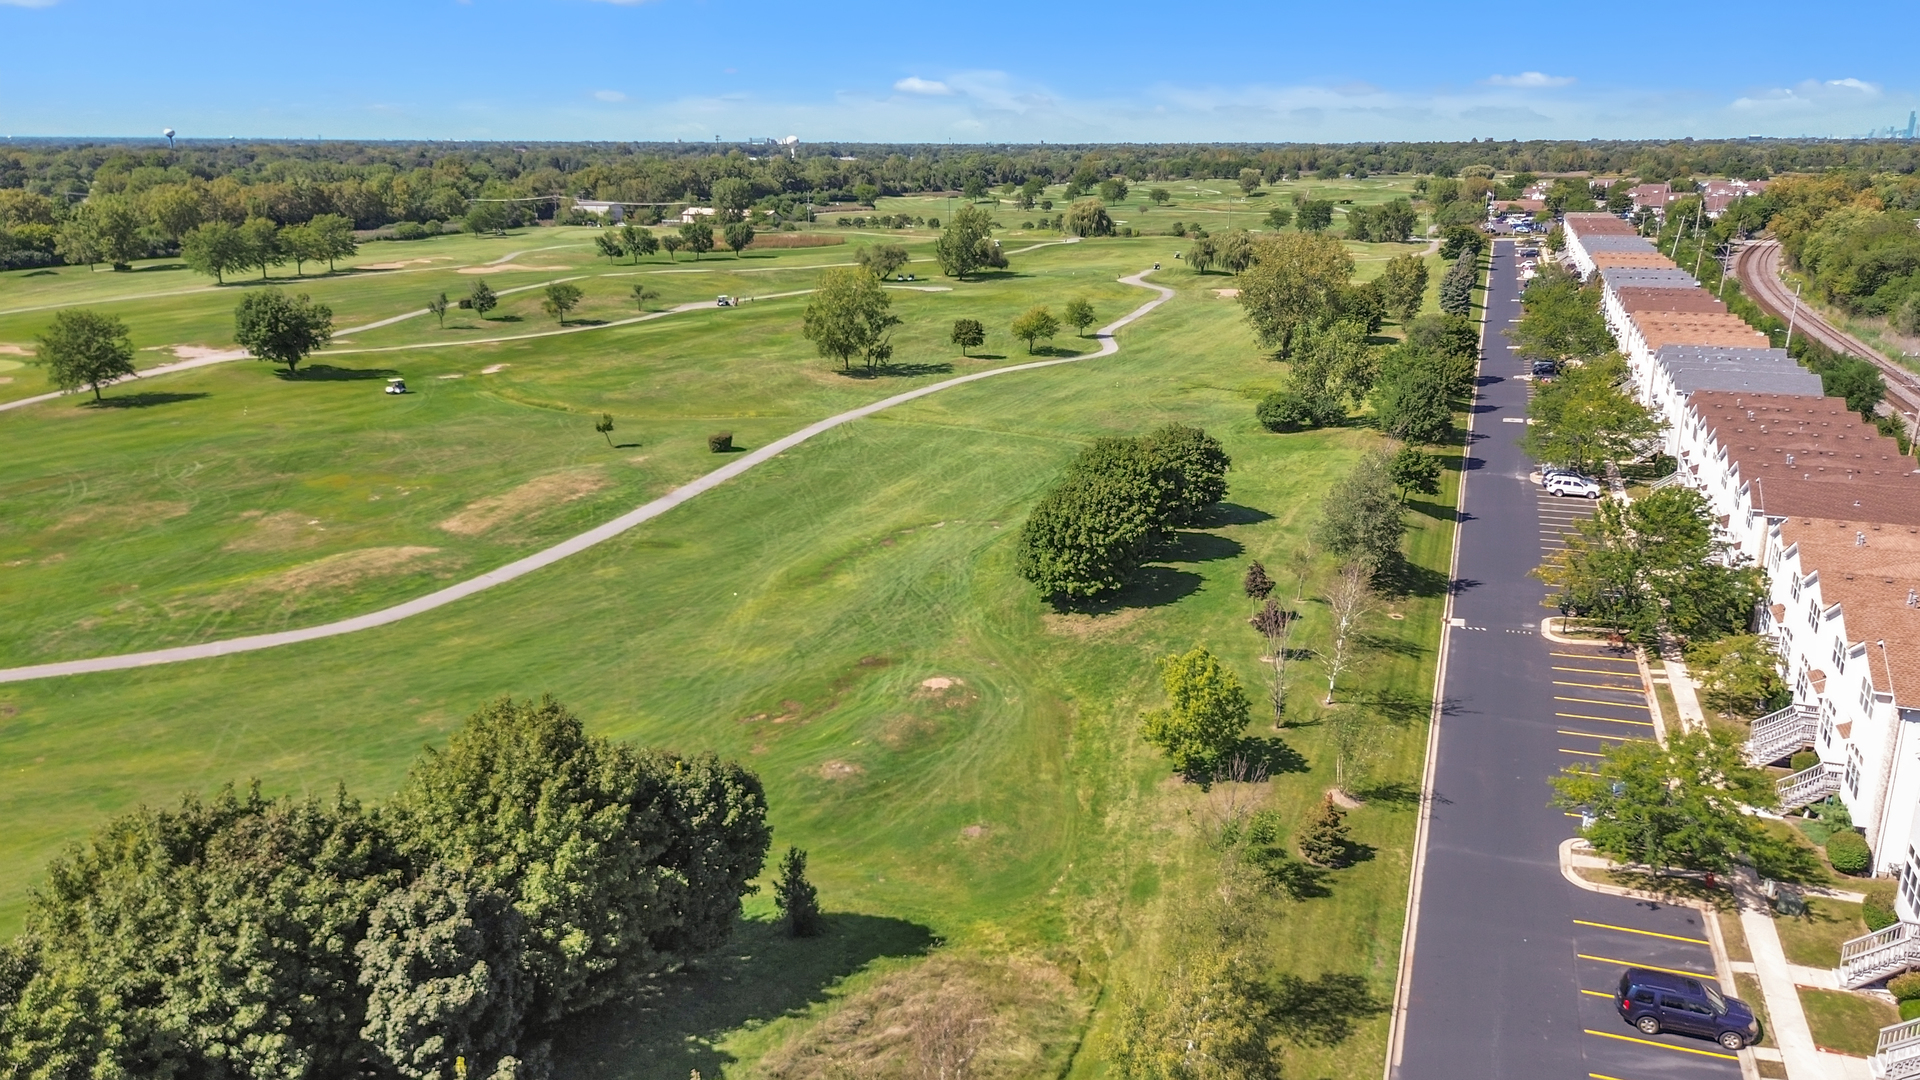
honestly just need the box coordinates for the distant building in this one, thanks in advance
[1628,182,1685,217]
[678,206,718,225]
[572,199,626,223]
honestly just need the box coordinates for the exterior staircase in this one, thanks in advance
[1873,1016,1920,1079]
[1776,762,1842,813]
[1648,471,1684,491]
[1745,703,1819,766]
[1843,923,1920,989]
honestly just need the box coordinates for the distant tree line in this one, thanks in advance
[1017,425,1231,604]
[0,697,772,1080]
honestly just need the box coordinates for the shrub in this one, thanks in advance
[1826,830,1872,875]
[1905,998,1920,1023]
[1867,899,1901,933]
[708,432,734,453]
[1298,795,1352,868]
[1257,390,1318,432]
[1790,750,1820,774]
[388,220,440,241]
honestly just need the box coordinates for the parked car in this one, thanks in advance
[1616,968,1758,1050]
[1532,359,1558,378]
[1544,472,1603,498]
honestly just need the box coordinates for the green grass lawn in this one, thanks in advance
[1733,972,1774,1047]
[1776,898,1870,969]
[1801,987,1897,1056]
[0,205,1459,1077]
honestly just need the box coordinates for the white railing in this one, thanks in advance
[1649,471,1684,491]
[1745,704,1819,766]
[1873,1016,1920,1079]
[1777,762,1842,812]
[1843,922,1920,989]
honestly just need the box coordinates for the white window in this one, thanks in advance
[1821,701,1834,745]
[1810,599,1822,631]
[1861,677,1875,713]
[1846,745,1862,799]
[1833,637,1848,675]
[1790,572,1801,600]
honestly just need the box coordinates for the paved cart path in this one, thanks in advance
[0,269,1174,684]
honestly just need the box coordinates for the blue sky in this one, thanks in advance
[2,0,1914,143]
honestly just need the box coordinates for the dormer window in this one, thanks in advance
[1833,637,1848,675]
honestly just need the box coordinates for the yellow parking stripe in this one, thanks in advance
[1580,988,1616,998]
[1559,748,1605,757]
[1555,680,1646,692]
[1556,666,1641,676]
[1557,712,1655,727]
[1557,729,1648,742]
[1582,1029,1736,1060]
[1573,919,1709,945]
[1557,696,1649,709]
[1576,954,1712,978]
[1552,652,1637,663]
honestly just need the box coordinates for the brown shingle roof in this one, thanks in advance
[1591,251,1679,269]
[1565,212,1638,237]
[1778,517,1920,701]
[1634,313,1773,350]
[1616,287,1728,315]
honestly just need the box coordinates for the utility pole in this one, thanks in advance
[1785,282,1803,352]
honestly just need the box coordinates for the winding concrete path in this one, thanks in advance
[0,269,1175,684]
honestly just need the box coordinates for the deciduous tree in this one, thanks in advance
[679,219,714,260]
[1065,197,1114,238]
[934,204,996,278]
[1064,297,1096,337]
[620,224,658,263]
[541,281,583,324]
[1551,728,1779,875]
[801,265,900,372]
[855,242,910,279]
[949,317,985,356]
[239,216,284,280]
[234,288,333,375]
[310,213,357,271]
[468,279,498,317]
[723,221,755,256]
[181,221,249,284]
[1315,452,1405,574]
[1237,231,1354,358]
[1010,305,1059,353]
[428,292,449,328]
[1321,560,1377,705]
[1688,634,1787,720]
[1386,446,1444,499]
[1141,646,1252,778]
[35,308,136,402]
[1376,253,1429,324]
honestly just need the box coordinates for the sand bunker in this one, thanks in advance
[481,364,510,374]
[0,344,31,356]
[437,373,463,379]
[1213,288,1241,298]
[169,345,241,360]
[458,264,567,274]
[357,257,447,270]
[438,468,608,536]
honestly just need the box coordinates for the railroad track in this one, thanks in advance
[1732,239,1920,420]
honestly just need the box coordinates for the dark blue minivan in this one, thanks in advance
[1616,967,1759,1050]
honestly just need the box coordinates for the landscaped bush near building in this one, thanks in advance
[1827,830,1872,875]
[1870,900,1905,933]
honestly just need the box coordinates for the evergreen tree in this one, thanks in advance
[1243,561,1275,600]
[1298,795,1352,868]
[774,847,823,938]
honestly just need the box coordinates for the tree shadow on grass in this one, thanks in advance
[276,364,401,382]
[1353,632,1427,661]
[836,361,956,380]
[1063,565,1205,615]
[551,912,937,1080]
[1233,734,1310,775]
[1271,973,1389,1048]
[1375,558,1450,600]
[1200,502,1275,528]
[1161,530,1244,563]
[1406,497,1456,522]
[1352,779,1423,809]
[84,392,210,409]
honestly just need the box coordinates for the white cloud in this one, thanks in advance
[1732,77,1881,114]
[1484,72,1576,88]
[893,77,952,96]
[592,89,627,102]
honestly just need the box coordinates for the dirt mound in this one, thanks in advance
[55,500,189,532]
[1041,607,1146,640]
[258,546,441,594]
[224,510,326,552]
[819,760,865,780]
[438,469,608,536]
